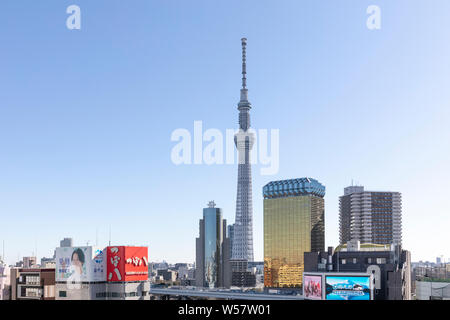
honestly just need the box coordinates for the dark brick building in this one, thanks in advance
[304,241,411,300]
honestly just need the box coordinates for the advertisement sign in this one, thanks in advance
[303,275,322,300]
[107,246,148,282]
[56,246,105,282]
[325,276,371,300]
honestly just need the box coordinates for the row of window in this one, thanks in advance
[23,287,42,298]
[340,257,387,265]
[96,291,148,298]
[58,291,148,298]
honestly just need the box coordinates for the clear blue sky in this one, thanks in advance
[1,0,449,265]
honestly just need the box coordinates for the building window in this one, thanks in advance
[25,275,40,285]
[25,288,41,297]
[59,291,67,298]
[376,258,386,264]
[340,259,346,265]
[352,258,357,264]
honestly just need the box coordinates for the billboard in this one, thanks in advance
[303,275,322,300]
[107,246,148,282]
[325,276,371,300]
[56,246,105,282]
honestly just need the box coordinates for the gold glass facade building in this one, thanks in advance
[263,178,325,289]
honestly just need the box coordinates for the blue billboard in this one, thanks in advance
[325,276,371,300]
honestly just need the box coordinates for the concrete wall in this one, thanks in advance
[56,283,102,300]
[56,281,151,300]
[416,281,450,300]
[0,265,11,300]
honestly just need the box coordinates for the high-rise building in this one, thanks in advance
[23,257,37,269]
[232,38,254,262]
[228,224,234,258]
[339,186,402,246]
[263,178,325,289]
[195,201,231,288]
[60,238,73,248]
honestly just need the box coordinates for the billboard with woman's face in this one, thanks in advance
[303,275,323,300]
[56,246,105,282]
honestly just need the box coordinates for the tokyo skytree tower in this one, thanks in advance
[231,38,254,262]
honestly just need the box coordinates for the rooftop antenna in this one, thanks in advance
[241,38,247,90]
[208,200,216,208]
[239,37,250,105]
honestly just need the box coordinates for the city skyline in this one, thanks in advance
[1,1,450,265]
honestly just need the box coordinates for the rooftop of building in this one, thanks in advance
[263,177,325,199]
[416,278,450,283]
[335,242,393,252]
[343,185,401,196]
[18,268,55,273]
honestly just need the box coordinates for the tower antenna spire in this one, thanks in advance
[241,38,247,90]
[233,37,254,262]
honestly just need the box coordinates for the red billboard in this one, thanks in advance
[106,246,149,282]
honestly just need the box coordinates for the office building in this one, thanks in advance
[157,269,177,282]
[232,38,255,262]
[40,257,56,269]
[263,178,325,289]
[60,238,73,248]
[413,263,450,280]
[23,257,37,269]
[10,268,55,300]
[304,240,411,300]
[176,264,195,281]
[195,201,231,288]
[228,224,235,258]
[248,261,264,286]
[339,186,402,246]
[0,263,11,300]
[230,259,256,288]
[55,245,150,300]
